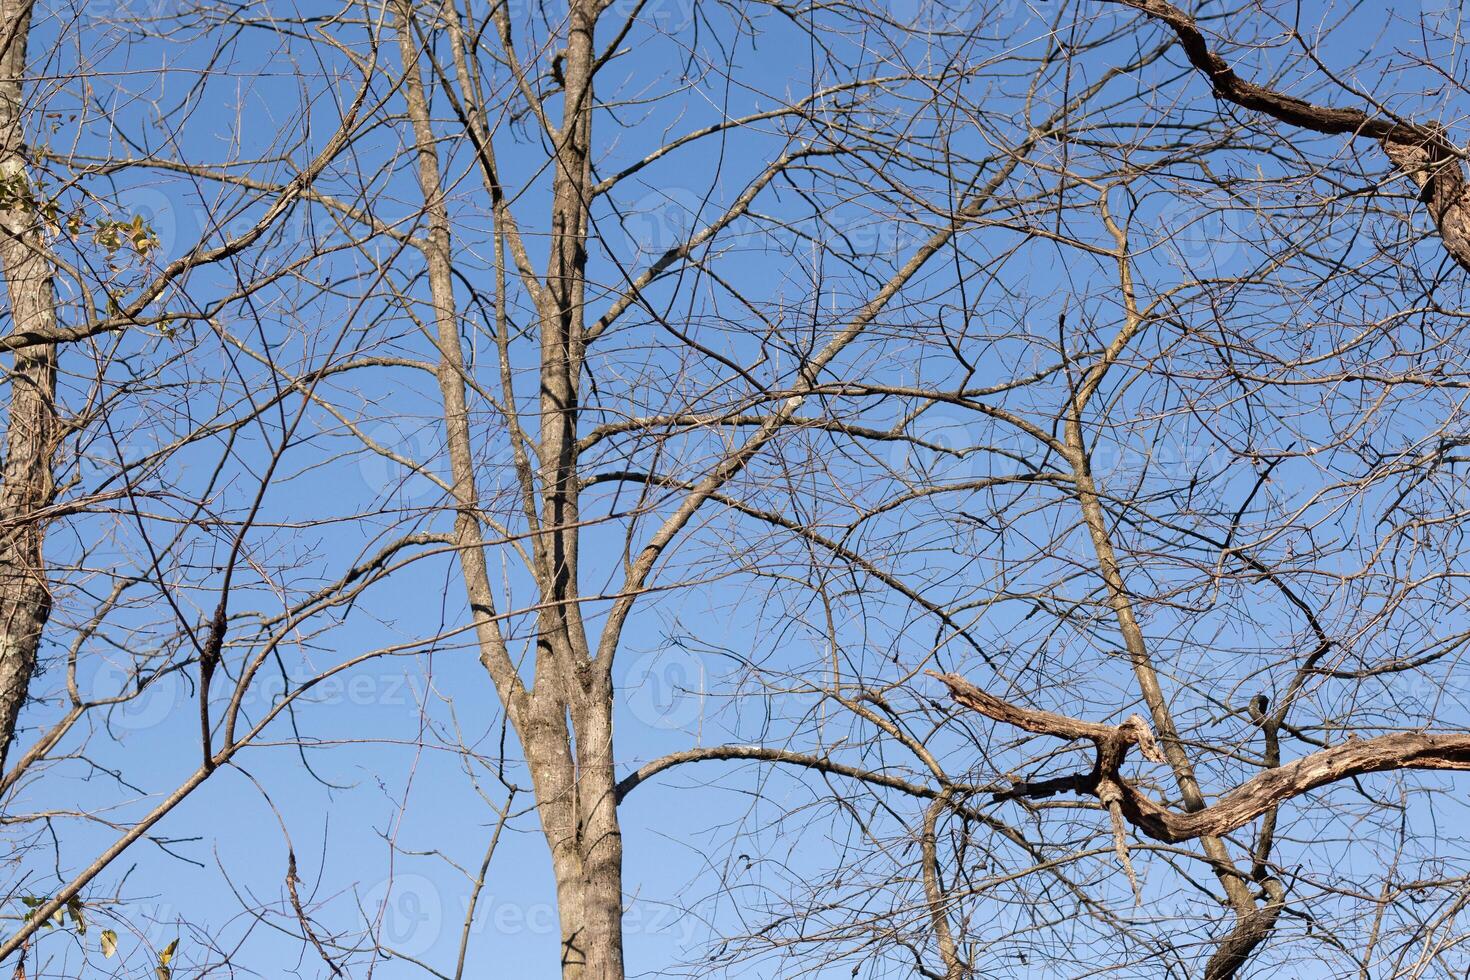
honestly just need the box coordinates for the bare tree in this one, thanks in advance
[0,0,59,775]
[8,2,1470,979]
[364,1,1173,974]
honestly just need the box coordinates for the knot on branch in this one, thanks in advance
[928,671,1163,771]
[932,670,1186,898]
[934,670,1470,848]
[1119,713,1165,764]
[1382,123,1468,217]
[930,670,1179,843]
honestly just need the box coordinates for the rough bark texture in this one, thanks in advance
[0,0,56,775]
[532,0,626,972]
[934,671,1470,843]
[1103,0,1470,274]
[394,0,624,973]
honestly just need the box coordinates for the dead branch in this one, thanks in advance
[933,672,1470,844]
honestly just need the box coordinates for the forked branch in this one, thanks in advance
[1101,0,1470,273]
[933,671,1470,844]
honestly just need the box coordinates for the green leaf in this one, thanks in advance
[101,930,117,959]
[66,897,85,936]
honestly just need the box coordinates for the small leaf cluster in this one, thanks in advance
[0,170,160,258]
[14,895,132,966]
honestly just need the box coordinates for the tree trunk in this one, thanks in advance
[528,0,623,972]
[527,682,626,979]
[0,0,56,774]
[391,3,624,973]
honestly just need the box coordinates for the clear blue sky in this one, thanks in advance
[8,1,1470,977]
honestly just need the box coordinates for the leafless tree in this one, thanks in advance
[9,1,1470,979]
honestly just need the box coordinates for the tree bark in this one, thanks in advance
[392,1,625,973]
[1101,0,1470,273]
[0,0,57,775]
[526,682,625,980]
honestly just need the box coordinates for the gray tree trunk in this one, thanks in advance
[391,0,626,971]
[0,0,57,774]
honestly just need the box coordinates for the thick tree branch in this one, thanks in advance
[1102,0,1470,273]
[935,671,1470,845]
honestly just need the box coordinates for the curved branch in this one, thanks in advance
[614,743,984,804]
[1103,0,1470,272]
[936,671,1470,847]
[1122,731,1470,844]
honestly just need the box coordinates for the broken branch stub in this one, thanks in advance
[933,670,1470,845]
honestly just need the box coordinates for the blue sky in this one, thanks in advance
[7,1,1470,978]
